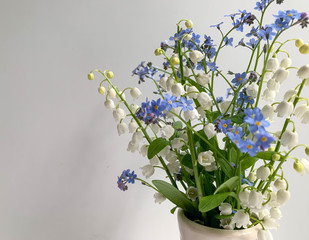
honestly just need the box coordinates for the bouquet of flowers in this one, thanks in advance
[88,0,309,239]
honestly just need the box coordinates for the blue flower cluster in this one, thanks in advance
[117,169,137,191]
[136,94,193,124]
[132,61,158,84]
[237,88,255,105]
[223,108,275,156]
[232,72,248,86]
[169,29,201,50]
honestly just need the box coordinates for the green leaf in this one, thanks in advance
[153,180,195,213]
[256,151,277,160]
[173,121,183,130]
[170,206,178,214]
[147,138,169,159]
[180,154,193,169]
[228,113,245,124]
[206,110,221,123]
[199,192,231,212]
[214,176,239,195]
[216,158,234,178]
[228,147,238,164]
[241,156,259,170]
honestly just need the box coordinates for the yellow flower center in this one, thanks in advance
[256,121,261,126]
[223,123,228,128]
[288,13,293,17]
[247,145,253,149]
[155,106,159,110]
[235,130,239,135]
[261,136,267,142]
[234,140,238,144]
[168,100,172,104]
[238,77,242,81]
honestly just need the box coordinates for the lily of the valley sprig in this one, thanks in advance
[88,1,309,240]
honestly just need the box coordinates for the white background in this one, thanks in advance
[1,0,309,239]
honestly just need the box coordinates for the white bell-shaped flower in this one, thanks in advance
[276,189,290,205]
[246,82,259,98]
[257,229,273,240]
[150,156,160,165]
[220,217,236,230]
[273,68,289,84]
[267,78,280,92]
[270,207,282,219]
[171,138,185,149]
[187,86,199,99]
[140,164,154,178]
[167,161,181,174]
[205,162,218,172]
[264,71,274,80]
[186,186,198,201]
[204,123,216,139]
[197,106,206,118]
[263,216,279,230]
[219,202,233,215]
[104,99,115,110]
[275,101,293,118]
[299,158,309,175]
[116,91,126,101]
[196,73,211,86]
[139,144,148,157]
[197,92,212,108]
[261,104,276,121]
[274,178,287,190]
[159,77,168,90]
[256,166,270,180]
[158,146,170,158]
[166,76,175,91]
[113,108,126,121]
[294,105,309,119]
[107,88,116,98]
[262,89,276,102]
[266,57,279,72]
[248,172,257,182]
[153,192,166,204]
[248,190,263,210]
[231,209,250,229]
[117,122,129,135]
[127,140,139,153]
[301,110,309,124]
[151,123,160,134]
[220,101,232,114]
[198,150,215,167]
[171,83,185,97]
[189,50,204,64]
[239,186,250,208]
[165,151,177,163]
[129,121,138,133]
[182,66,190,77]
[132,131,143,144]
[283,89,297,101]
[130,87,142,100]
[130,104,140,113]
[297,64,309,79]
[280,130,298,149]
[280,58,292,68]
[183,109,200,121]
[160,125,175,139]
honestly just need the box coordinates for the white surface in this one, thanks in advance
[1,0,309,240]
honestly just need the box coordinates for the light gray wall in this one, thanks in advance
[1,0,309,239]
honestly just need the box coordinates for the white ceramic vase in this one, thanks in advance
[177,210,258,240]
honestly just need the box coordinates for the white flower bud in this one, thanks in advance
[107,88,116,98]
[274,178,287,190]
[166,77,175,91]
[183,109,200,121]
[159,77,168,90]
[186,186,198,201]
[275,101,293,118]
[130,87,142,100]
[248,190,263,210]
[182,66,190,77]
[256,166,270,180]
[270,207,282,219]
[262,89,276,102]
[132,131,143,144]
[273,68,289,84]
[266,58,279,72]
[117,122,129,135]
[280,58,292,68]
[231,210,250,229]
[283,89,297,101]
[246,83,259,98]
[104,99,115,110]
[161,125,175,139]
[189,50,204,64]
[153,192,166,204]
[185,20,193,29]
[196,73,211,86]
[257,229,273,240]
[187,86,199,99]
[276,189,290,205]
[171,138,185,149]
[127,140,139,153]
[98,86,106,95]
[197,92,212,110]
[139,144,148,157]
[219,203,233,215]
[267,78,280,92]
[261,104,276,121]
[113,108,126,121]
[198,151,215,167]
[204,123,216,139]
[166,151,177,163]
[184,34,192,41]
[248,172,257,182]
[297,64,309,79]
[281,130,298,149]
[171,83,185,97]
[140,164,154,178]
[298,158,309,175]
